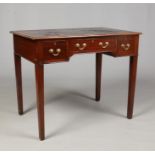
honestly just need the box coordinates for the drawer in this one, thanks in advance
[40,40,68,63]
[69,37,117,54]
[69,39,93,53]
[117,36,136,56]
[94,37,117,52]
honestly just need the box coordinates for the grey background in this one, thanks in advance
[0,3,155,150]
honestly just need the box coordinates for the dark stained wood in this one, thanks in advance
[14,54,23,115]
[117,35,138,56]
[96,53,102,101]
[69,38,94,54]
[13,34,140,64]
[11,27,141,40]
[127,35,139,119]
[93,37,117,52]
[11,27,141,140]
[13,35,37,63]
[39,40,69,63]
[127,56,138,119]
[68,36,117,54]
[35,64,45,140]
[104,35,139,57]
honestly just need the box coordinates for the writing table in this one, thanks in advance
[11,27,141,140]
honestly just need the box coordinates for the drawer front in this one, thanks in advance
[69,37,117,54]
[40,40,68,63]
[117,36,136,56]
[94,37,117,52]
[69,39,93,53]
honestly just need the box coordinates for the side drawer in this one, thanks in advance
[39,40,68,63]
[117,36,138,56]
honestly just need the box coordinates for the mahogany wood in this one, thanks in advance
[14,54,23,115]
[96,53,102,101]
[35,64,45,140]
[11,27,141,140]
[127,56,138,119]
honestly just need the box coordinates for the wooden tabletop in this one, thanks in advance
[11,27,141,40]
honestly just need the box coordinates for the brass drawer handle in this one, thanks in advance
[49,48,61,56]
[121,43,130,51]
[75,43,87,50]
[99,41,109,49]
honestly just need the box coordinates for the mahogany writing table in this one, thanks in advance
[11,27,141,140]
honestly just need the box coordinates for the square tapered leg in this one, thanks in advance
[14,54,23,115]
[96,53,102,101]
[35,64,45,140]
[127,56,138,119]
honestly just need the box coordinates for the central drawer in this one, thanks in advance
[69,37,117,54]
[69,39,93,53]
[94,37,117,52]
